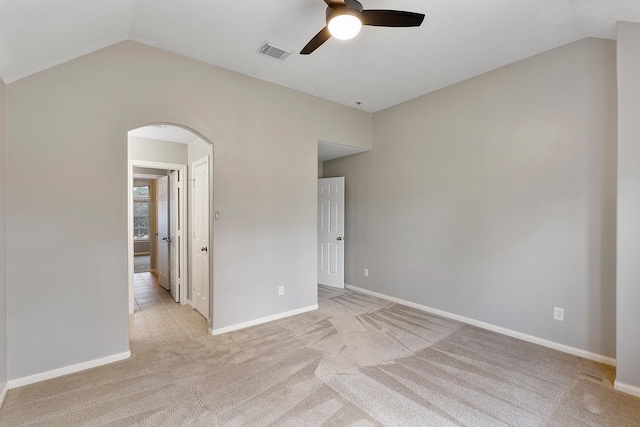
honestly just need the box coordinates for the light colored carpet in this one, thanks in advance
[1,285,639,426]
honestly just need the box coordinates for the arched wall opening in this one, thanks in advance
[127,123,214,335]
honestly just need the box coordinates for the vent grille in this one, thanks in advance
[257,41,291,61]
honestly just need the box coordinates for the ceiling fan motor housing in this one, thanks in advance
[326,0,363,23]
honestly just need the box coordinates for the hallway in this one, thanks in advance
[130,272,209,348]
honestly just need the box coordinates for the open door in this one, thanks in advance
[157,175,170,290]
[318,177,345,288]
[192,156,210,320]
[169,170,180,302]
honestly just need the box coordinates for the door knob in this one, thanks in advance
[337,237,343,241]
[201,246,208,252]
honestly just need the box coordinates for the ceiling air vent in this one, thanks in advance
[257,41,292,61]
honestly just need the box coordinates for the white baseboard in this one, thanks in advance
[345,284,616,367]
[0,381,7,410]
[614,380,640,398]
[212,304,318,335]
[7,351,131,389]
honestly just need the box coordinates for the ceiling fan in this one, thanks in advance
[301,0,425,55]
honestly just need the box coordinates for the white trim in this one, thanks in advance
[614,380,640,398]
[128,162,134,314]
[7,351,131,389]
[134,173,167,180]
[0,382,8,409]
[345,284,617,367]
[212,305,318,335]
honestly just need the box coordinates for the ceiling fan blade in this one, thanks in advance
[324,0,346,6]
[300,27,332,55]
[361,10,425,27]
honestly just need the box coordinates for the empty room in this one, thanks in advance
[0,0,639,425]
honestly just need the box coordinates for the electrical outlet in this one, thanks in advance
[364,268,369,276]
[278,286,284,296]
[554,307,564,321]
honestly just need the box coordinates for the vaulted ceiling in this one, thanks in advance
[1,0,639,112]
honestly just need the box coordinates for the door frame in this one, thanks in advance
[157,175,170,291]
[317,177,345,288]
[128,160,188,314]
[168,170,181,303]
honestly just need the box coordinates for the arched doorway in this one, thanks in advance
[127,124,214,339]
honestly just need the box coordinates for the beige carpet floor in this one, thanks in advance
[1,284,639,426]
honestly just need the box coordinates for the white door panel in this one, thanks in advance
[328,242,339,275]
[157,176,170,291]
[317,242,324,272]
[318,177,344,288]
[169,170,180,302]
[193,157,210,320]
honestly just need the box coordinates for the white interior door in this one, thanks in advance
[169,170,180,302]
[192,157,209,320]
[318,177,345,288]
[157,176,170,291]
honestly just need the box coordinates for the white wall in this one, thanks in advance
[0,78,7,394]
[616,21,640,393]
[128,136,188,164]
[187,136,210,165]
[324,38,617,358]
[5,40,371,380]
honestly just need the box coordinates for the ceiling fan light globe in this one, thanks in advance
[328,14,362,40]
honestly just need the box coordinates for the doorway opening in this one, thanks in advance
[127,124,214,339]
[317,140,367,289]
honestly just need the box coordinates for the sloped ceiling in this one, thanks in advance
[1,0,639,112]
